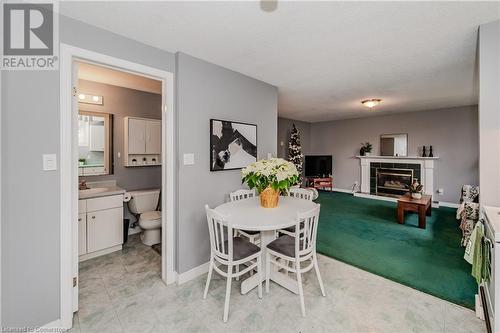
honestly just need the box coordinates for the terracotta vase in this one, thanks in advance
[260,187,279,208]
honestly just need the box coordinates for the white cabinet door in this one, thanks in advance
[87,207,123,253]
[89,124,104,151]
[78,213,87,256]
[128,118,146,154]
[146,120,161,154]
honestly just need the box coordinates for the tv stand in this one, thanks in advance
[307,176,333,191]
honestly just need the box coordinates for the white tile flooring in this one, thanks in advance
[71,234,485,333]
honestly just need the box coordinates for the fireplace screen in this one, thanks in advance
[376,168,414,197]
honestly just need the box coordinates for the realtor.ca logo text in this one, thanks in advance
[1,2,59,70]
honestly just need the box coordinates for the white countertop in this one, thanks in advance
[483,206,500,242]
[78,180,126,200]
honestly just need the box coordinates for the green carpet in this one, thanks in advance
[315,191,477,309]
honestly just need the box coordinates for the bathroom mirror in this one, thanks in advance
[78,111,113,176]
[380,133,408,157]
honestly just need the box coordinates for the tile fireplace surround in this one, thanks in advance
[356,156,439,200]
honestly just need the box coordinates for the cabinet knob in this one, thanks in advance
[78,218,82,222]
[92,216,96,219]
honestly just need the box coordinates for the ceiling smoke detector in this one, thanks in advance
[361,98,383,109]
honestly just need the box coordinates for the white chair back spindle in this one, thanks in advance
[295,204,320,257]
[205,205,232,261]
[230,189,256,202]
[204,204,263,322]
[289,188,314,201]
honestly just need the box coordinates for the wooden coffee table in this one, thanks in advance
[397,193,432,229]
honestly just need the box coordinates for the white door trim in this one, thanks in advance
[59,43,176,329]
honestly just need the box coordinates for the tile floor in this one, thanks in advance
[71,234,485,333]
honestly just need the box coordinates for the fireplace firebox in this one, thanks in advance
[376,168,414,197]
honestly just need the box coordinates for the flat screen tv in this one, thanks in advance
[305,155,332,177]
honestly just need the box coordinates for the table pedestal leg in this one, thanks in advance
[240,230,299,295]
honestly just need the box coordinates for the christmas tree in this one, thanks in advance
[288,124,304,184]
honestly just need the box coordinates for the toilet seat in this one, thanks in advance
[139,211,161,230]
[141,210,161,221]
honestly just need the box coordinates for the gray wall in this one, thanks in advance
[1,15,278,327]
[176,53,277,273]
[479,20,500,206]
[277,117,311,158]
[308,106,478,203]
[1,15,175,327]
[78,80,162,191]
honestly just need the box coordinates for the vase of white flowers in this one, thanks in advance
[242,158,300,208]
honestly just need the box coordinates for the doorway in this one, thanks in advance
[59,44,175,329]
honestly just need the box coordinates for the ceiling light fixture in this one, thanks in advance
[361,98,382,109]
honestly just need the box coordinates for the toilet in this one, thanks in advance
[128,189,161,246]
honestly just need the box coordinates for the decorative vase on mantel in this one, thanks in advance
[260,187,280,208]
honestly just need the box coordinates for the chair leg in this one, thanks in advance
[296,262,306,317]
[249,235,256,276]
[313,254,326,297]
[235,264,240,281]
[223,265,233,323]
[203,260,214,299]
[265,252,271,293]
[257,256,263,299]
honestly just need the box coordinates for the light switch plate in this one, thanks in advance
[183,153,195,165]
[43,154,57,171]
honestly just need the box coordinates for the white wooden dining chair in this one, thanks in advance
[265,204,326,317]
[203,205,263,322]
[229,189,261,245]
[288,188,314,201]
[278,188,314,237]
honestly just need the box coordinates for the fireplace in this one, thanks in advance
[358,158,434,200]
[376,168,413,197]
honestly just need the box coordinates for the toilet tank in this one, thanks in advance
[128,189,160,214]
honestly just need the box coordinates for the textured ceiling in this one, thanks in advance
[61,1,500,122]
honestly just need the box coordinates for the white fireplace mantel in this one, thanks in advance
[356,155,439,197]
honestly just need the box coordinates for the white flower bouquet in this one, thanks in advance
[242,158,300,207]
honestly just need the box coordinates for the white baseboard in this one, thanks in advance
[354,192,397,203]
[79,245,122,262]
[332,188,353,194]
[353,192,458,209]
[438,201,460,208]
[177,261,210,285]
[41,318,66,330]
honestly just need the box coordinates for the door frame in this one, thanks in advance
[59,44,176,329]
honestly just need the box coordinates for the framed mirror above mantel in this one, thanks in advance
[380,133,408,157]
[78,111,113,176]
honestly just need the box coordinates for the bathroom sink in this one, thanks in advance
[79,187,109,197]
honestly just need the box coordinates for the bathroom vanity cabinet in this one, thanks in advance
[124,116,162,167]
[78,194,124,261]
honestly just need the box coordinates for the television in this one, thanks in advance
[305,155,332,177]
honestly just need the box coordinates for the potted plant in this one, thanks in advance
[242,158,300,208]
[407,179,423,199]
[361,142,373,156]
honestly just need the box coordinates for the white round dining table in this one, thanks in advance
[214,196,317,295]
